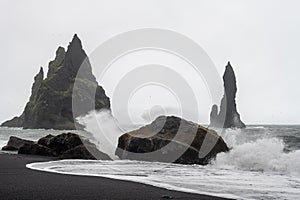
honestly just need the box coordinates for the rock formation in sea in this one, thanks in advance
[1,34,110,130]
[116,116,229,165]
[2,136,34,151]
[2,133,111,160]
[210,62,246,128]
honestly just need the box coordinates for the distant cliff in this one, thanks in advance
[2,34,110,130]
[210,62,245,128]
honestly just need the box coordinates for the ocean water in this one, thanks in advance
[1,126,300,200]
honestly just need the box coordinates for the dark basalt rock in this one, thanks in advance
[47,46,65,77]
[19,143,55,157]
[35,133,111,160]
[0,115,24,128]
[210,62,246,128]
[38,133,83,155]
[60,144,111,160]
[37,134,55,146]
[116,116,229,165]
[1,34,110,130]
[2,136,34,151]
[2,133,111,160]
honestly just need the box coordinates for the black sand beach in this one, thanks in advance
[0,154,231,200]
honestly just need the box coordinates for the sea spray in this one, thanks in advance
[215,128,300,175]
[76,110,140,158]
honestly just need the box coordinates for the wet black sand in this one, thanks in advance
[0,153,231,200]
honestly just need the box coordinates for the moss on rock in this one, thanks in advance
[1,34,110,130]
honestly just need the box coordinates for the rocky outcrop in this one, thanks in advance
[1,136,34,151]
[1,115,24,128]
[19,143,55,157]
[210,62,246,128]
[37,133,83,154]
[116,116,229,165]
[30,67,44,102]
[1,34,110,130]
[60,144,111,160]
[47,46,65,77]
[2,133,111,160]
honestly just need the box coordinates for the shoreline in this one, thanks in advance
[0,153,232,200]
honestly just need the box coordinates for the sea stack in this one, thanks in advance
[1,34,110,130]
[210,62,246,128]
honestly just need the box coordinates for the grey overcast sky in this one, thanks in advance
[0,0,299,124]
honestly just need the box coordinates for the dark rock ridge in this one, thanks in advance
[1,34,110,130]
[2,133,111,160]
[210,62,246,128]
[2,136,34,151]
[116,116,229,165]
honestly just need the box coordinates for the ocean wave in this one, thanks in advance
[214,137,300,175]
[0,126,23,130]
[246,126,265,129]
[279,135,300,151]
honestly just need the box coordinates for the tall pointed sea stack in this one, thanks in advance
[210,62,245,128]
[2,34,110,130]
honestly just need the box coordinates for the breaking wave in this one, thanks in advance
[215,136,300,175]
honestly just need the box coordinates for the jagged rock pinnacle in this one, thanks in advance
[210,62,245,128]
[47,47,65,77]
[69,33,82,48]
[30,67,44,102]
[1,34,110,130]
[39,66,44,74]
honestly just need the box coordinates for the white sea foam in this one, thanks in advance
[27,158,300,200]
[248,126,265,129]
[215,137,300,175]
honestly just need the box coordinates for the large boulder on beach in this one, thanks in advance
[116,116,229,165]
[2,136,34,151]
[210,62,246,128]
[1,34,110,130]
